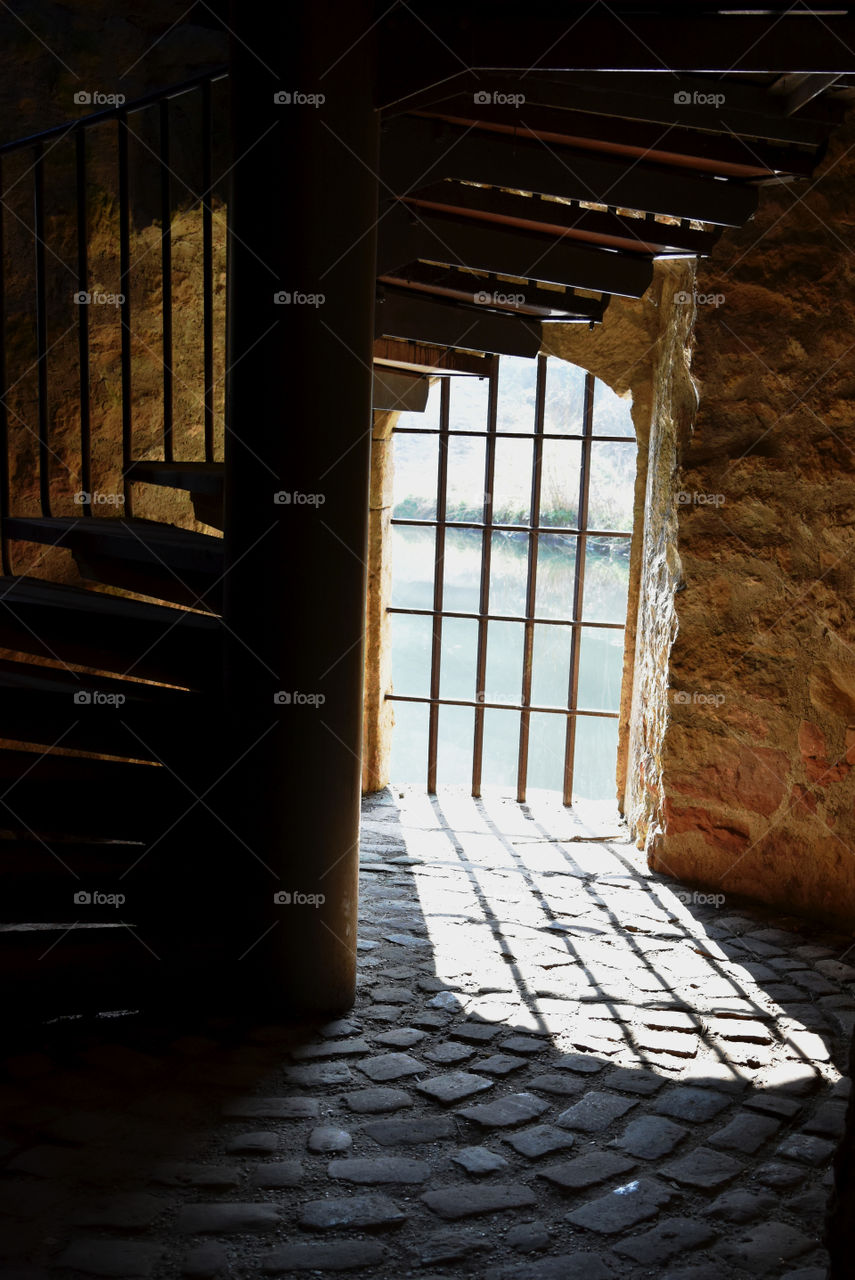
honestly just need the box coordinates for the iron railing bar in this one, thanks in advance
[159,100,173,464]
[388,606,624,629]
[0,160,10,574]
[0,67,229,157]
[472,353,499,798]
[427,377,450,792]
[75,129,91,514]
[395,426,634,444]
[201,78,214,462]
[517,352,547,803]
[118,113,133,515]
[564,371,596,805]
[392,517,631,539]
[33,143,50,518]
[388,693,619,719]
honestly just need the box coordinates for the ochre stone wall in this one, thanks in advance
[649,113,855,924]
[543,259,695,824]
[0,3,228,587]
[362,409,396,793]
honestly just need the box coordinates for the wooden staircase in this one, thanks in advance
[5,514,225,609]
[0,466,226,1017]
[126,460,226,531]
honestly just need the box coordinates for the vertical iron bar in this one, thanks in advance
[471,354,499,797]
[0,158,10,575]
[427,376,450,793]
[75,128,91,514]
[202,77,214,462]
[159,99,173,463]
[118,113,133,515]
[33,144,50,518]
[517,352,546,803]
[563,371,595,805]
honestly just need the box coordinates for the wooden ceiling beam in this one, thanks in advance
[409,103,820,179]
[402,182,721,257]
[378,202,654,298]
[381,115,759,227]
[376,288,543,358]
[383,69,843,148]
[373,339,492,376]
[378,261,608,320]
[377,9,855,107]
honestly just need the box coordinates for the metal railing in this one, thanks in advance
[0,65,228,570]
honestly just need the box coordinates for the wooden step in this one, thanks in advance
[0,834,147,922]
[0,749,188,840]
[5,517,224,610]
[126,461,225,530]
[0,923,163,1017]
[0,921,222,1021]
[0,827,225,924]
[0,577,220,688]
[0,658,215,761]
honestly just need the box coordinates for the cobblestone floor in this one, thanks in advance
[1,786,853,1279]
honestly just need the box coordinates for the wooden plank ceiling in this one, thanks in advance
[372,4,855,367]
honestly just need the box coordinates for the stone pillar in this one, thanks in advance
[221,0,379,1013]
[362,409,397,793]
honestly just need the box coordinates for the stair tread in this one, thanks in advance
[0,747,164,780]
[5,516,223,561]
[0,576,220,687]
[0,575,218,627]
[0,657,204,704]
[127,460,224,495]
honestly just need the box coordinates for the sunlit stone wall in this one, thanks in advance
[650,115,855,924]
[543,260,696,841]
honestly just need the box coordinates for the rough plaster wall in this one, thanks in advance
[542,259,695,822]
[649,114,855,925]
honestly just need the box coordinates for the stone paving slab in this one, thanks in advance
[565,1176,676,1234]
[421,1182,538,1219]
[0,788,849,1280]
[259,1241,388,1272]
[298,1193,408,1231]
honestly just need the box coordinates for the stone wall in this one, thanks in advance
[542,259,695,826]
[362,409,396,793]
[649,113,855,924]
[0,2,228,586]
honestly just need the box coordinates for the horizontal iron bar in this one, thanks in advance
[0,65,228,156]
[392,517,632,538]
[387,606,624,629]
[394,427,634,442]
[385,693,619,718]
